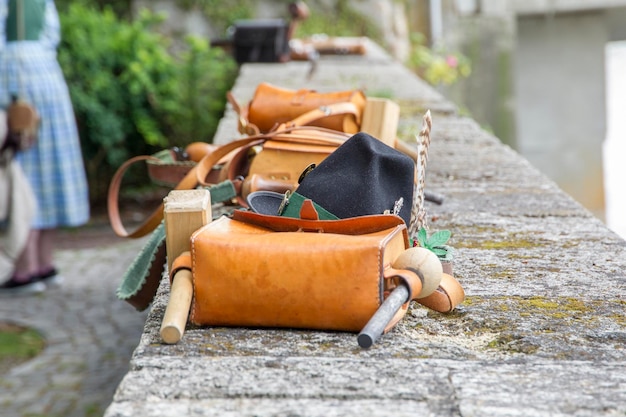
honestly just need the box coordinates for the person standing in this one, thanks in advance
[0,0,89,293]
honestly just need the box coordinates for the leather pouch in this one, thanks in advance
[4,98,39,152]
[146,148,197,187]
[243,82,366,134]
[182,212,417,332]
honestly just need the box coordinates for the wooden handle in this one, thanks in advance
[160,270,193,344]
[394,139,418,162]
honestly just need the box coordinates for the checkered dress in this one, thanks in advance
[1,0,89,228]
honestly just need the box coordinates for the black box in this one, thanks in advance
[232,19,290,64]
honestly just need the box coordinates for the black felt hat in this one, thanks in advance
[247,132,415,225]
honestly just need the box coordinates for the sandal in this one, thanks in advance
[36,267,63,287]
[0,275,46,294]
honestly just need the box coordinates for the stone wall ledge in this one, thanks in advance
[105,40,626,417]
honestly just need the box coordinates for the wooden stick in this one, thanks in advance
[394,139,418,162]
[160,269,193,344]
[361,98,400,147]
[160,189,211,344]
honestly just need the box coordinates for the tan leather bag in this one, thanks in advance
[233,82,367,134]
[177,212,421,332]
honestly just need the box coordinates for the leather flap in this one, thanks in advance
[233,210,407,236]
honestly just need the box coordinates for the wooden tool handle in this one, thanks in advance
[160,269,193,344]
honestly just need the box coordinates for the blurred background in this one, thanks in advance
[53,0,626,238]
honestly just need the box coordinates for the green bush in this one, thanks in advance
[174,0,382,42]
[57,4,237,202]
[293,0,382,42]
[406,33,471,86]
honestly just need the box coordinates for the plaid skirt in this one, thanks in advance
[1,42,89,228]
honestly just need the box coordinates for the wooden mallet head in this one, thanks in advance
[392,247,443,299]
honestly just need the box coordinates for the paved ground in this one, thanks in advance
[0,210,150,417]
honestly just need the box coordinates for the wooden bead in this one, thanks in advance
[392,247,442,299]
[185,142,216,162]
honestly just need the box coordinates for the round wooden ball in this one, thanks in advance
[185,142,216,162]
[392,247,443,299]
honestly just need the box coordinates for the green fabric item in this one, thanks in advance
[281,192,339,220]
[116,222,165,301]
[6,0,46,42]
[206,181,237,204]
[151,149,176,163]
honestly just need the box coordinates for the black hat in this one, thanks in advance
[247,132,415,225]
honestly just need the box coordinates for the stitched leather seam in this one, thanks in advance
[190,233,197,324]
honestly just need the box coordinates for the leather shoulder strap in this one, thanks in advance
[107,155,168,238]
[195,136,269,187]
[109,147,208,238]
[227,91,257,135]
[278,102,360,130]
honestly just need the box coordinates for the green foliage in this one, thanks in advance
[294,0,382,41]
[176,0,255,36]
[55,0,133,18]
[416,227,452,257]
[0,324,45,360]
[176,0,382,41]
[57,5,236,201]
[407,33,471,86]
[167,36,238,144]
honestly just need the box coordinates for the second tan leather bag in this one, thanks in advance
[243,82,367,134]
[220,126,351,203]
[183,212,418,332]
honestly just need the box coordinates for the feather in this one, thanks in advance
[408,110,432,239]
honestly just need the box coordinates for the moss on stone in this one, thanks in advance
[455,237,539,250]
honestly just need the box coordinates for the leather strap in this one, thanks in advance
[170,251,192,282]
[274,102,361,131]
[384,267,422,302]
[414,273,465,313]
[227,91,258,135]
[382,267,422,333]
[107,155,167,238]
